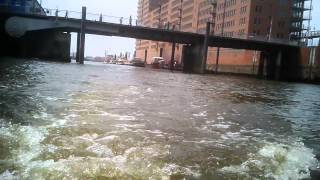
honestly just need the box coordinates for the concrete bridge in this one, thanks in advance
[0,7,303,80]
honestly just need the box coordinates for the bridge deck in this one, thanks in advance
[2,12,299,51]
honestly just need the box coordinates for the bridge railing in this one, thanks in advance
[211,33,299,46]
[301,31,320,39]
[41,8,139,26]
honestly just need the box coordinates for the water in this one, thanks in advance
[0,57,319,179]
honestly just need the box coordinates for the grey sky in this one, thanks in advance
[42,0,320,57]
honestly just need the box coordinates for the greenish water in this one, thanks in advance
[0,58,319,179]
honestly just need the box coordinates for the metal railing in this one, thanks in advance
[213,33,299,46]
[42,8,139,26]
[301,31,320,39]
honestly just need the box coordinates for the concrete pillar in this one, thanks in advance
[275,50,282,80]
[79,6,86,64]
[182,42,203,73]
[200,22,211,74]
[182,45,193,73]
[308,47,317,80]
[76,32,80,63]
[144,50,148,63]
[215,47,221,73]
[258,51,266,78]
[170,42,176,71]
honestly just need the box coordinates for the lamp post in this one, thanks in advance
[268,16,273,41]
[179,0,183,30]
[158,3,162,28]
[215,0,226,74]
[140,0,144,26]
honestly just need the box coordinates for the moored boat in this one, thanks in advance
[151,57,165,69]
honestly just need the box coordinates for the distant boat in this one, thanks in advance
[116,59,126,65]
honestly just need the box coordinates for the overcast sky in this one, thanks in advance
[42,0,320,57]
[42,0,138,57]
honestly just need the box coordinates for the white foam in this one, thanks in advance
[123,99,136,104]
[0,124,48,178]
[217,116,225,120]
[77,133,99,142]
[211,124,230,129]
[99,112,136,121]
[113,123,145,129]
[0,170,14,180]
[220,142,318,179]
[96,135,120,144]
[161,163,201,178]
[45,97,58,101]
[193,111,207,117]
[128,86,140,95]
[86,143,114,157]
[32,112,49,119]
[145,129,163,134]
[221,132,245,140]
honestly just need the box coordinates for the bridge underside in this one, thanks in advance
[0,30,71,62]
[258,49,303,81]
[0,15,71,62]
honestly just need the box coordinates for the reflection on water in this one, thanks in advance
[0,57,319,179]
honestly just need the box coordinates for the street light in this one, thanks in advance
[158,3,162,28]
[140,0,144,26]
[208,0,216,33]
[179,0,183,30]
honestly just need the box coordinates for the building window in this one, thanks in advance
[239,17,246,25]
[255,5,262,13]
[240,6,247,14]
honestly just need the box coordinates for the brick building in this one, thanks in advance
[135,0,308,74]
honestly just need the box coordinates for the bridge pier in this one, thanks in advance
[258,51,267,78]
[275,50,283,80]
[200,22,211,74]
[78,6,86,64]
[182,22,210,74]
[76,32,80,63]
[258,49,302,81]
[182,42,203,73]
[170,42,176,71]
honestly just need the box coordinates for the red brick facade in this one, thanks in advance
[135,0,294,75]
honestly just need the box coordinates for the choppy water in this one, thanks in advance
[0,57,319,180]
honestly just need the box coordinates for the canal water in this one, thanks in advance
[0,57,319,179]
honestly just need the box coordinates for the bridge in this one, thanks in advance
[0,6,302,80]
[301,31,320,39]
